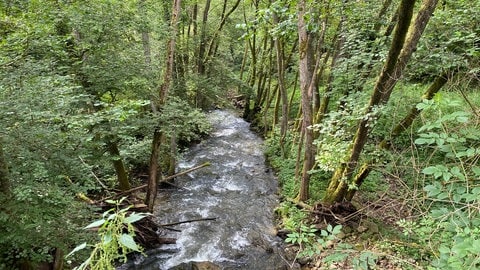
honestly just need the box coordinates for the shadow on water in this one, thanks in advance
[121,110,291,270]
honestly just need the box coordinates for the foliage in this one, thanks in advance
[0,187,92,269]
[408,1,480,81]
[312,92,370,173]
[286,223,343,259]
[396,96,480,269]
[66,198,149,270]
[265,129,298,197]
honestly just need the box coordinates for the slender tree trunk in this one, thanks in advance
[107,140,130,191]
[346,71,449,200]
[297,0,316,201]
[324,0,417,204]
[146,0,181,212]
[242,2,258,120]
[146,131,161,212]
[273,26,289,157]
[316,31,343,124]
[381,0,440,102]
[206,0,241,59]
[160,0,181,103]
[197,0,210,76]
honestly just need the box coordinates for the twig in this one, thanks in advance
[79,156,109,190]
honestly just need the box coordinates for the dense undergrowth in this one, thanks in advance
[265,83,480,269]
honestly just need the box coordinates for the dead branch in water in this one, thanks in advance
[97,162,211,203]
[159,217,217,227]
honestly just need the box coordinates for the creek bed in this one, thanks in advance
[123,110,289,270]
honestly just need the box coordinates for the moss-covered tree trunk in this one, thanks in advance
[346,70,449,200]
[107,140,130,191]
[323,0,417,204]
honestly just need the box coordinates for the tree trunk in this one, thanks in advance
[107,140,130,191]
[146,131,162,212]
[297,0,316,202]
[346,71,449,200]
[323,0,417,204]
[380,0,440,102]
[196,0,211,76]
[146,0,181,212]
[275,30,289,157]
[206,0,241,60]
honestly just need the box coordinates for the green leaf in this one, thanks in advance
[85,219,106,229]
[331,225,342,235]
[66,242,87,258]
[424,184,441,197]
[124,212,148,224]
[119,234,140,252]
[438,245,450,254]
[103,231,113,244]
[322,252,349,264]
[422,166,438,175]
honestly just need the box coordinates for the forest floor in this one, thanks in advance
[284,176,428,270]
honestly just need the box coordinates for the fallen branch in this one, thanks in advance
[97,162,211,203]
[79,156,109,190]
[159,217,217,227]
[163,162,211,182]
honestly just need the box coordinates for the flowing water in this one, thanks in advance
[124,110,290,270]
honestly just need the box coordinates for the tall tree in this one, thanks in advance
[297,0,317,201]
[146,0,182,212]
[324,0,418,203]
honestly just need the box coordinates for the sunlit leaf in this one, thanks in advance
[119,234,140,251]
[85,219,105,229]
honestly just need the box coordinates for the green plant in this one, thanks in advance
[66,198,149,270]
[403,96,480,269]
[352,251,379,270]
[286,223,343,258]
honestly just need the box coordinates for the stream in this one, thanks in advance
[123,110,291,270]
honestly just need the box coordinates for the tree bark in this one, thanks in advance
[323,0,417,204]
[146,0,181,212]
[107,140,130,191]
[297,0,316,201]
[346,71,449,200]
[274,30,289,157]
[146,130,162,212]
[380,0,440,102]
